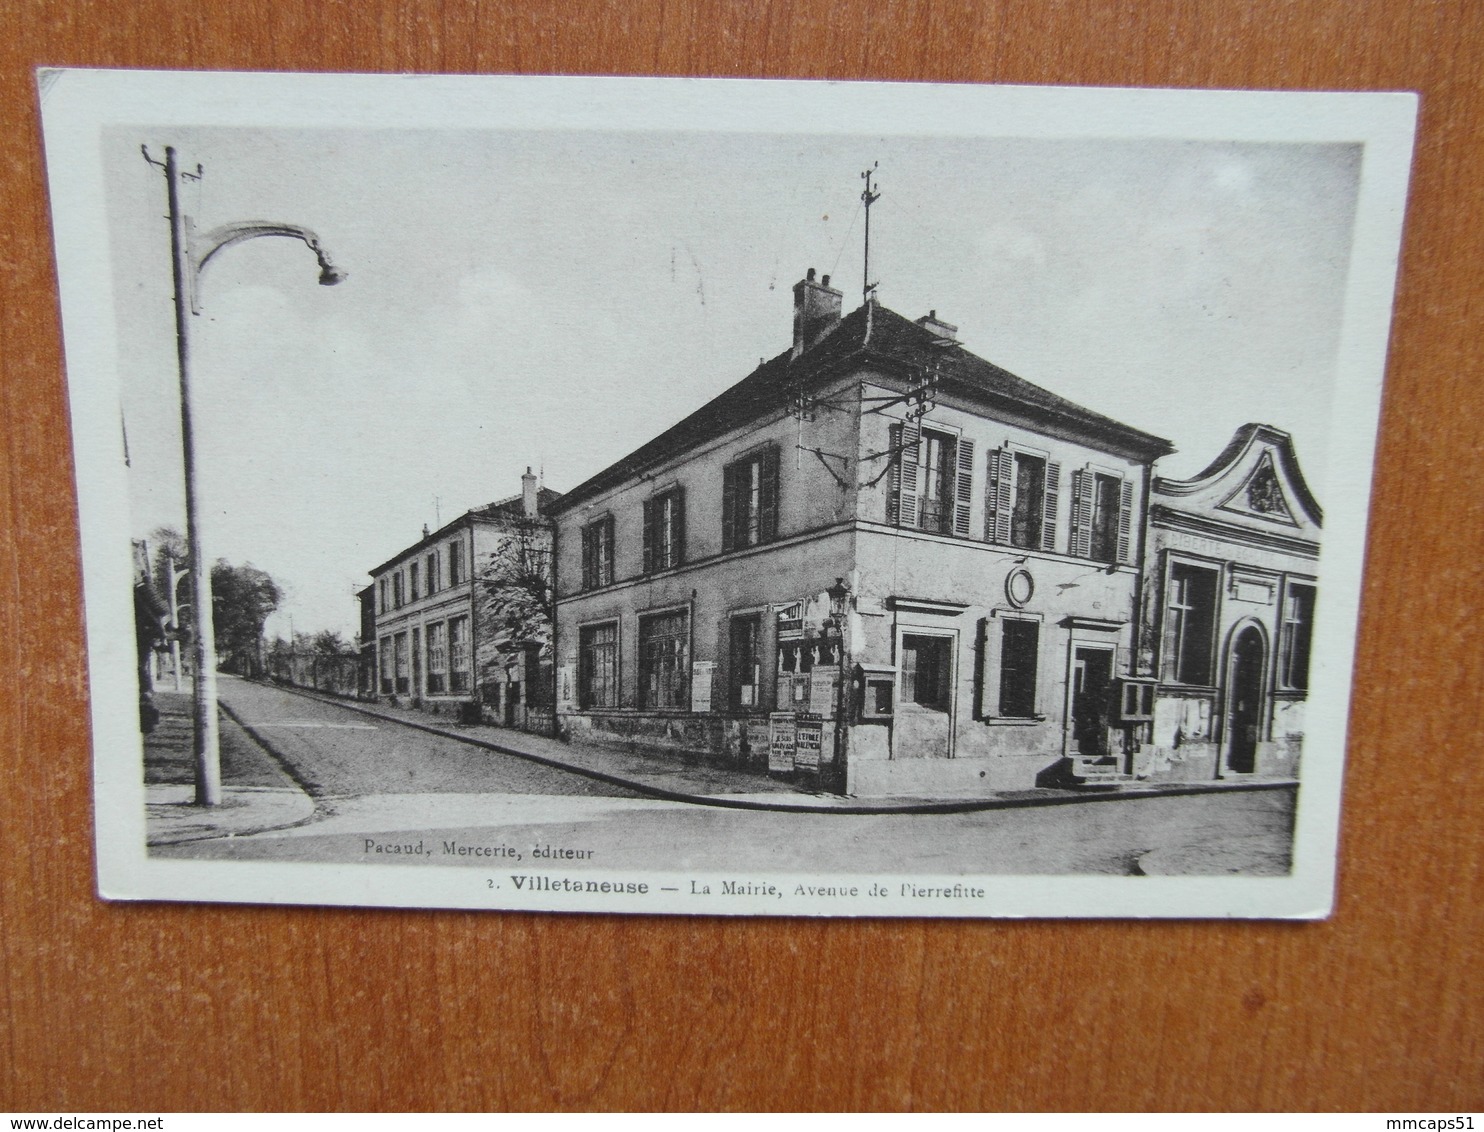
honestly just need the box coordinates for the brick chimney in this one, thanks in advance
[792,268,843,359]
[522,467,538,517]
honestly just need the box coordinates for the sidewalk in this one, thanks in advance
[268,682,1299,816]
[144,690,316,845]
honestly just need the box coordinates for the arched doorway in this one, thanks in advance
[1226,625,1266,774]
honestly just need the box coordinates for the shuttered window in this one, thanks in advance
[889,423,972,537]
[722,446,780,552]
[886,421,920,528]
[988,449,1060,551]
[953,437,975,537]
[1071,468,1133,564]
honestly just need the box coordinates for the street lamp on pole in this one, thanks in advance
[143,144,346,806]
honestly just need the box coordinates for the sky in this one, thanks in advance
[106,125,1362,640]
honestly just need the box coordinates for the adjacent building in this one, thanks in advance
[367,469,562,731]
[1131,424,1321,781]
[548,271,1202,796]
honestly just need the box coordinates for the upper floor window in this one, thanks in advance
[426,551,439,596]
[581,515,615,590]
[1070,468,1133,564]
[1162,562,1218,685]
[409,562,420,602]
[377,578,389,615]
[888,422,975,537]
[643,488,685,574]
[987,449,1060,552]
[1280,583,1316,691]
[392,572,405,609]
[448,539,464,586]
[722,447,780,551]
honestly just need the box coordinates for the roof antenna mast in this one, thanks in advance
[860,162,880,305]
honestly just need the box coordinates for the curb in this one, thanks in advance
[250,682,1299,816]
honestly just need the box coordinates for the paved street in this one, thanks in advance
[151,678,1297,876]
[212,675,638,800]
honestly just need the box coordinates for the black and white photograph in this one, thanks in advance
[41,71,1415,917]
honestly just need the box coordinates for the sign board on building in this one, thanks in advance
[557,665,575,710]
[809,667,839,719]
[690,661,715,713]
[768,712,796,773]
[793,716,824,771]
[745,716,770,763]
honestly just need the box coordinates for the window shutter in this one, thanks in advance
[581,524,594,589]
[1070,468,1093,558]
[896,421,920,528]
[986,448,1013,544]
[1117,479,1134,564]
[759,446,780,543]
[1042,461,1061,553]
[642,497,654,574]
[887,424,903,525]
[603,515,615,584]
[673,487,686,566]
[721,462,736,553]
[953,437,975,537]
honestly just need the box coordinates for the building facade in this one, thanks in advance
[1130,424,1321,781]
[367,470,561,730]
[550,271,1191,796]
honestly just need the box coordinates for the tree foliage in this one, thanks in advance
[478,517,555,668]
[211,559,282,674]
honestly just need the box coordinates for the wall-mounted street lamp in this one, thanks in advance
[143,144,346,806]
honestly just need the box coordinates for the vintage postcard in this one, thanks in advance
[40,71,1415,917]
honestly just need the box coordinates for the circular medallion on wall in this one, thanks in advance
[1005,567,1035,608]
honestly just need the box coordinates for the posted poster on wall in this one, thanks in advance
[40,69,1415,918]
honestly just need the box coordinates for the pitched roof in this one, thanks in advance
[550,302,1173,513]
[368,485,565,576]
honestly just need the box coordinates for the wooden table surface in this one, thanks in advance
[2,0,1480,1113]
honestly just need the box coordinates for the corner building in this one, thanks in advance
[551,271,1188,797]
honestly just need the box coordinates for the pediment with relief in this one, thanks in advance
[1217,451,1297,525]
[1151,423,1322,537]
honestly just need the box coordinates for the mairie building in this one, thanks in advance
[549,270,1317,797]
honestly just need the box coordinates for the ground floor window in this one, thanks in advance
[729,614,763,711]
[579,622,619,709]
[426,621,447,694]
[379,636,393,695]
[998,619,1040,717]
[394,632,410,694]
[449,616,471,693]
[1163,562,1219,685]
[1280,582,1316,690]
[901,634,952,712]
[639,609,689,710]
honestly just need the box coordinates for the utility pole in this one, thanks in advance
[161,145,224,806]
[860,162,880,304]
[143,143,346,806]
